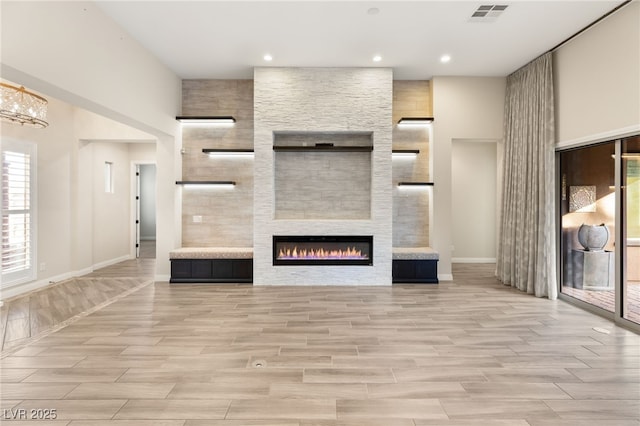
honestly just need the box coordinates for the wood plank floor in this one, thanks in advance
[0,259,155,352]
[0,262,639,425]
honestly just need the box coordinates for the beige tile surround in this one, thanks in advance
[253,67,394,285]
[180,79,254,248]
[179,77,434,251]
[392,80,432,247]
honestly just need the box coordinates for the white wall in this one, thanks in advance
[0,91,158,299]
[554,1,640,147]
[1,1,180,137]
[88,142,157,262]
[1,0,181,281]
[91,142,131,265]
[451,140,498,262]
[432,77,507,279]
[1,97,76,288]
[74,109,156,143]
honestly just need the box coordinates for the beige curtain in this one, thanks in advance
[497,53,557,299]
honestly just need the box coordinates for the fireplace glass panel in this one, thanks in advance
[273,235,373,265]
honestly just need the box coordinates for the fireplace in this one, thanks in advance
[273,235,373,266]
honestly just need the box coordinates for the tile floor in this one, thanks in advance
[138,240,156,259]
[0,262,638,425]
[0,258,154,352]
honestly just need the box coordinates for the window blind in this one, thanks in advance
[2,141,36,286]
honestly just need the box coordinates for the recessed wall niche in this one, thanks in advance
[274,132,372,220]
[180,79,254,248]
[392,80,432,247]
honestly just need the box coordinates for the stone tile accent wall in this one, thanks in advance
[393,81,432,121]
[392,80,432,247]
[274,133,373,220]
[178,76,431,281]
[254,68,393,285]
[275,151,372,219]
[180,80,253,247]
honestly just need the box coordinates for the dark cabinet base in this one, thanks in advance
[172,258,436,284]
[392,259,439,284]
[170,259,253,283]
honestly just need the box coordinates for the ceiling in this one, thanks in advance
[95,0,626,80]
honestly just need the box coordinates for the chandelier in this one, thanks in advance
[0,82,49,128]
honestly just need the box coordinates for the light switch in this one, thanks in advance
[193,215,202,223]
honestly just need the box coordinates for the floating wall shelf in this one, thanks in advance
[176,181,236,186]
[397,117,434,125]
[203,148,254,155]
[273,145,373,152]
[392,149,420,155]
[397,182,434,187]
[273,130,373,136]
[176,116,236,124]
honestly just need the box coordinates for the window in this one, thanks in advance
[2,140,36,287]
[105,161,114,193]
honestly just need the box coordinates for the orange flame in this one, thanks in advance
[278,246,368,260]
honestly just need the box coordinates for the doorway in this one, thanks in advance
[135,163,156,259]
[451,140,498,263]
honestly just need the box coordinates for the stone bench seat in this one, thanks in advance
[169,247,437,284]
[170,247,253,283]
[392,247,439,284]
[392,247,439,260]
[170,247,253,260]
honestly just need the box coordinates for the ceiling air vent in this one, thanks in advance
[469,4,509,22]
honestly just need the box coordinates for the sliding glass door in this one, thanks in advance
[559,136,640,328]
[560,142,616,313]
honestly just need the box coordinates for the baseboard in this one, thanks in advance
[438,273,453,281]
[2,279,52,301]
[155,274,170,283]
[452,257,496,263]
[92,254,132,271]
[1,254,132,301]
[1,269,83,301]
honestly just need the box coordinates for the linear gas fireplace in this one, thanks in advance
[273,235,373,266]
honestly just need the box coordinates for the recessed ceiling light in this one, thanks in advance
[373,55,382,62]
[367,7,380,15]
[263,54,273,62]
[440,54,451,63]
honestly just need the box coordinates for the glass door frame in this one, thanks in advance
[556,137,640,333]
